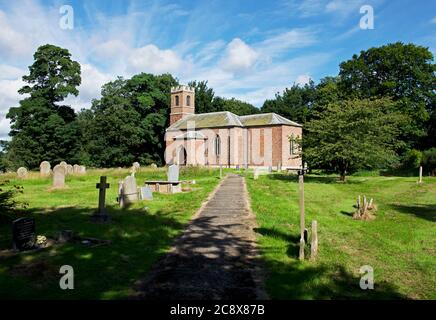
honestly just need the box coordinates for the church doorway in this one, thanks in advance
[177,146,187,166]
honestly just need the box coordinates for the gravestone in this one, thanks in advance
[139,186,153,200]
[12,218,36,251]
[60,161,67,166]
[93,176,110,222]
[52,164,66,188]
[40,161,51,176]
[73,164,80,174]
[167,164,180,182]
[132,162,140,170]
[123,175,138,203]
[150,163,157,169]
[253,168,259,180]
[66,164,73,175]
[77,165,86,175]
[17,167,28,178]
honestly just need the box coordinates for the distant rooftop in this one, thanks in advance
[167,111,302,131]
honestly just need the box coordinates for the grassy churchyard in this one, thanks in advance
[245,172,436,300]
[0,167,435,300]
[0,167,221,299]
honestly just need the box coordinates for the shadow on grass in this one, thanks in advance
[0,205,187,299]
[266,174,364,184]
[253,226,405,299]
[263,259,406,300]
[388,204,436,222]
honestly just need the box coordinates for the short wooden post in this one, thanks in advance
[298,174,305,261]
[310,220,318,261]
[419,166,423,183]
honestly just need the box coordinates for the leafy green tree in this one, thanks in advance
[339,42,435,149]
[261,81,316,124]
[421,148,436,176]
[80,73,177,167]
[304,98,407,181]
[188,80,216,114]
[5,44,81,169]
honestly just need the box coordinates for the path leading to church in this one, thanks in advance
[134,174,267,300]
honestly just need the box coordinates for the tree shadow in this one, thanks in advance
[267,174,364,184]
[0,205,188,299]
[388,204,435,222]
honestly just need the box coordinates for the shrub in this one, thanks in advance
[401,149,422,169]
[421,148,436,176]
[0,180,26,222]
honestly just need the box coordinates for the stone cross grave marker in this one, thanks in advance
[12,217,36,251]
[17,167,28,178]
[168,164,180,182]
[52,164,66,188]
[40,161,51,176]
[94,176,110,222]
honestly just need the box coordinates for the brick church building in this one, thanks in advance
[165,85,303,169]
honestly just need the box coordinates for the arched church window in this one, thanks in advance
[187,95,191,106]
[175,95,179,106]
[214,135,221,156]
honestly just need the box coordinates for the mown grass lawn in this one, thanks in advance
[0,167,221,299]
[245,173,435,300]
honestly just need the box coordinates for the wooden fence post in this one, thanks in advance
[299,173,305,261]
[310,220,318,261]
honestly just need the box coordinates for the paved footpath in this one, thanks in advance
[134,174,267,300]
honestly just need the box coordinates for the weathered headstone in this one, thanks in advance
[150,163,157,169]
[52,164,66,188]
[60,161,67,166]
[139,186,153,200]
[132,162,140,170]
[75,165,86,175]
[12,218,36,251]
[167,164,180,182]
[66,164,73,175]
[73,164,80,174]
[40,161,51,176]
[123,175,138,203]
[17,167,28,178]
[93,176,110,222]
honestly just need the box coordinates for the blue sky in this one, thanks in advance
[0,0,435,140]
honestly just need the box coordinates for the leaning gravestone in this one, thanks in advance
[52,164,66,188]
[123,175,138,203]
[17,167,28,178]
[12,217,36,251]
[167,164,180,182]
[40,161,51,176]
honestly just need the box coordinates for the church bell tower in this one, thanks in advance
[170,85,195,126]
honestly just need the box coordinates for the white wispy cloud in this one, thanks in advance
[0,0,332,139]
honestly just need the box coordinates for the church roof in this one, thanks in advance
[239,113,302,127]
[167,112,301,131]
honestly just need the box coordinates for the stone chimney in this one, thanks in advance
[170,85,195,126]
